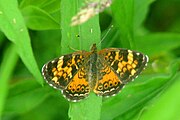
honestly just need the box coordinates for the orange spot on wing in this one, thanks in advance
[94,67,122,95]
[66,69,90,94]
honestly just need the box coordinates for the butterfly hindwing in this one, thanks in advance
[62,65,90,102]
[94,58,125,96]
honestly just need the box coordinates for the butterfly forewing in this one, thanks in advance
[42,51,90,90]
[98,48,148,84]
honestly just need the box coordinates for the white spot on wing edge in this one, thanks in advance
[136,53,140,56]
[61,90,89,102]
[51,60,56,63]
[108,85,126,97]
[41,64,47,76]
[145,55,149,62]
[135,75,138,79]
[59,56,64,60]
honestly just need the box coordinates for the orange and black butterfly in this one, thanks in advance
[42,44,148,102]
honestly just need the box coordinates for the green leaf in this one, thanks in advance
[32,30,61,65]
[0,32,5,45]
[101,25,121,49]
[20,0,60,13]
[69,93,102,120]
[40,0,61,13]
[140,64,180,120]
[135,33,180,56]
[101,60,179,120]
[17,93,69,120]
[0,0,43,84]
[0,44,18,117]
[111,0,155,48]
[20,0,49,8]
[61,0,102,120]
[3,80,52,114]
[111,0,134,48]
[134,0,155,33]
[21,5,60,30]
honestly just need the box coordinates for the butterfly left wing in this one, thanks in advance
[42,50,92,88]
[94,48,148,97]
[42,51,92,101]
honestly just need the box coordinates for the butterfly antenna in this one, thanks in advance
[97,24,114,47]
[68,45,80,51]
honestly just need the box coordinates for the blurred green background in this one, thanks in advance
[0,0,180,120]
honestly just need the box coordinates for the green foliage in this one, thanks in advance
[0,45,18,116]
[61,0,102,120]
[0,0,180,120]
[0,0,43,85]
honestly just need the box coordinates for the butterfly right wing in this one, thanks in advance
[98,48,148,84]
[94,48,148,97]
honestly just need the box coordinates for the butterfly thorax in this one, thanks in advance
[88,44,98,89]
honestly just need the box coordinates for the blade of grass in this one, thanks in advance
[140,72,180,120]
[101,60,179,120]
[61,0,102,120]
[0,32,5,46]
[135,33,180,56]
[0,44,18,117]
[3,80,54,115]
[21,5,60,30]
[111,0,155,49]
[20,0,60,13]
[0,0,43,84]
[111,0,134,49]
[101,25,121,48]
[134,0,155,33]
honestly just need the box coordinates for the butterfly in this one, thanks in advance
[42,44,148,102]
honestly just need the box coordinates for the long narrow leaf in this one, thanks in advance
[0,0,43,84]
[0,44,18,117]
[61,0,102,120]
